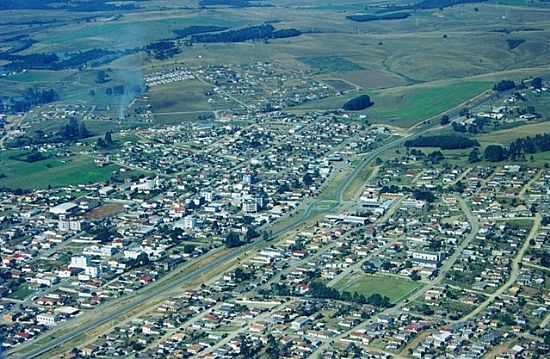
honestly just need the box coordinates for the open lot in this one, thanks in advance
[294,80,492,128]
[333,273,422,303]
[0,151,120,190]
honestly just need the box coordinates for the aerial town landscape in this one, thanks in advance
[0,0,549,358]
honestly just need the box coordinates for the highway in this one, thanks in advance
[12,122,445,359]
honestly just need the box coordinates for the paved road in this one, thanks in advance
[12,122,446,359]
[457,214,541,323]
[309,196,480,358]
[10,181,325,359]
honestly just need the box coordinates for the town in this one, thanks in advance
[1,64,549,358]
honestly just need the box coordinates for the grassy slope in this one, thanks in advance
[293,80,492,128]
[0,151,119,190]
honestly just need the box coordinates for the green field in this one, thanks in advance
[7,283,34,300]
[333,273,422,303]
[367,81,492,127]
[294,80,491,128]
[478,121,550,145]
[299,56,364,73]
[0,151,120,190]
[33,16,244,52]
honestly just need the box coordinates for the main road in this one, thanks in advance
[11,120,445,359]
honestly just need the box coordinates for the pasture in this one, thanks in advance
[0,151,120,190]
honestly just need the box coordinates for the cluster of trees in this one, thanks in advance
[6,87,59,113]
[96,131,114,149]
[173,26,228,38]
[3,48,116,71]
[342,94,374,111]
[0,0,138,11]
[452,117,488,134]
[405,134,479,150]
[224,229,259,248]
[309,281,392,308]
[532,77,544,89]
[412,189,437,202]
[8,117,92,148]
[493,79,516,92]
[506,38,525,50]
[191,24,302,43]
[145,41,180,60]
[414,0,487,10]
[68,1,138,12]
[62,117,90,141]
[346,12,410,22]
[199,0,269,7]
[482,133,550,162]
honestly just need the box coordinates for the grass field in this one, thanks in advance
[294,80,492,128]
[477,121,550,145]
[32,15,244,53]
[148,79,237,113]
[334,273,422,303]
[0,151,119,190]
[299,56,364,73]
[7,283,34,300]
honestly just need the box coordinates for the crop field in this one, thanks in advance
[333,273,422,303]
[0,151,120,190]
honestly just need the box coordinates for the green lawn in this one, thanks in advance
[7,283,34,300]
[0,151,119,190]
[334,273,422,303]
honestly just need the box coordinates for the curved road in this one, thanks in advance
[12,122,445,359]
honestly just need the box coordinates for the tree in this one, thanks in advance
[531,77,543,90]
[224,231,242,248]
[410,271,421,281]
[302,173,313,186]
[183,244,195,254]
[105,131,113,145]
[493,80,516,92]
[440,115,450,125]
[468,148,481,163]
[484,144,507,162]
[266,334,280,359]
[342,95,374,111]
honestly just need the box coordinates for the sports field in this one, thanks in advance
[333,273,422,303]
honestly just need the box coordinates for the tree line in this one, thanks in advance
[191,24,302,43]
[481,133,550,162]
[309,281,392,308]
[405,134,479,150]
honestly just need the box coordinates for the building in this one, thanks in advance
[37,313,60,326]
[69,256,89,270]
[411,250,442,269]
[49,202,78,216]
